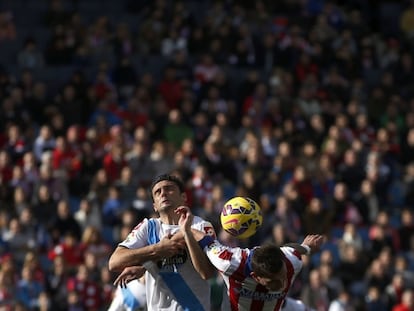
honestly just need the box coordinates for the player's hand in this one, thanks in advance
[302,234,325,253]
[157,234,186,258]
[176,206,194,233]
[113,265,146,288]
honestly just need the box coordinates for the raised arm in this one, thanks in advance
[176,206,216,280]
[283,234,325,256]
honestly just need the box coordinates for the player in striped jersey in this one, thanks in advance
[177,206,324,311]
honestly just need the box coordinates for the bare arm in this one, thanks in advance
[113,265,146,288]
[176,206,216,280]
[108,236,186,272]
[284,234,325,256]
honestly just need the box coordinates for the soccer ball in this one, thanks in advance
[220,197,263,239]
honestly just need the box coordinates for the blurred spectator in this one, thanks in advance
[319,263,344,301]
[12,186,30,218]
[74,198,102,232]
[272,195,301,243]
[338,222,364,259]
[83,251,101,282]
[2,218,34,266]
[102,145,126,183]
[368,210,400,257]
[0,258,16,308]
[17,38,45,70]
[353,179,380,225]
[364,258,390,294]
[45,255,70,310]
[33,125,56,164]
[51,135,79,181]
[44,24,75,66]
[88,168,110,207]
[337,244,367,296]
[111,22,134,60]
[0,10,16,41]
[190,164,213,209]
[31,184,58,227]
[79,226,111,268]
[100,266,115,309]
[66,264,102,310]
[365,285,388,311]
[403,163,414,206]
[385,273,406,309]
[19,207,49,251]
[392,288,414,311]
[336,148,365,196]
[5,124,27,164]
[102,185,123,226]
[149,140,175,177]
[161,28,187,57]
[48,230,84,273]
[300,268,331,311]
[125,140,154,187]
[16,264,45,309]
[48,200,81,244]
[328,289,354,311]
[302,197,333,236]
[398,208,414,253]
[130,186,154,221]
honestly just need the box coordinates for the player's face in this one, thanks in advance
[152,180,185,213]
[253,264,287,291]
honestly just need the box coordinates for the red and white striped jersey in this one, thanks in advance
[199,236,303,311]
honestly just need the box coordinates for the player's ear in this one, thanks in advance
[181,192,187,202]
[152,202,158,213]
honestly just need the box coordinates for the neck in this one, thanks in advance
[159,212,179,225]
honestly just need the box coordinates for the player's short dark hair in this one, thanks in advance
[149,174,185,200]
[251,244,284,277]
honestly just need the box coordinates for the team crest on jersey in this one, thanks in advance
[209,243,233,260]
[209,243,227,255]
[123,231,135,244]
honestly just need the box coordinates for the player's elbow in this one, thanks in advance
[108,254,124,272]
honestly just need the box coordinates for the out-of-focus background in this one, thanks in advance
[0,0,414,310]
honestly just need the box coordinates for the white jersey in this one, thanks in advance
[108,279,147,311]
[119,217,215,311]
[198,236,303,311]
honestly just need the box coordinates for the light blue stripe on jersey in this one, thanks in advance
[147,219,205,311]
[121,286,142,310]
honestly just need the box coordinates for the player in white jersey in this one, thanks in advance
[109,174,216,311]
[108,278,147,311]
[176,206,324,311]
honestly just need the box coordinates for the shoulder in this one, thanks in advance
[131,218,153,231]
[192,216,216,236]
[280,246,303,270]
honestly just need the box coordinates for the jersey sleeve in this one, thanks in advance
[192,216,217,238]
[198,236,247,275]
[280,246,303,275]
[118,218,150,249]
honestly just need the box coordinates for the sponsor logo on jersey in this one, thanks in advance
[157,250,188,271]
[236,287,285,301]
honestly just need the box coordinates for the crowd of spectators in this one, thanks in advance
[0,0,414,310]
